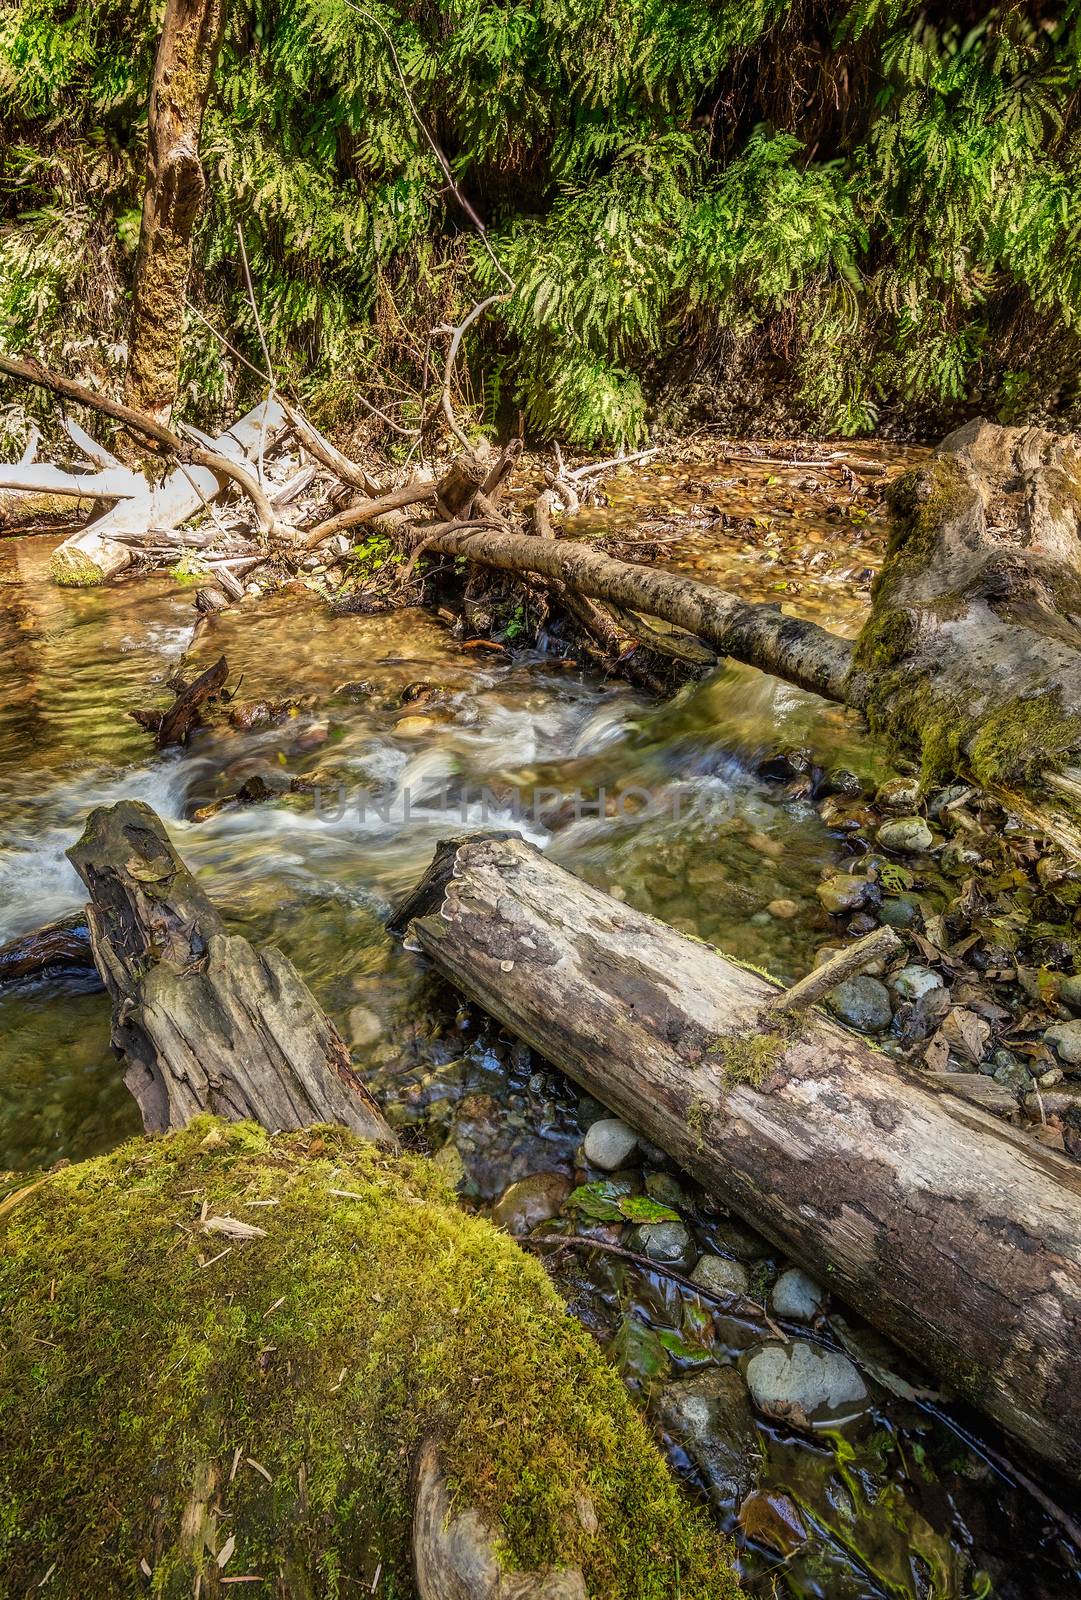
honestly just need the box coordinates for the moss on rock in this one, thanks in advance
[0,1119,738,1598]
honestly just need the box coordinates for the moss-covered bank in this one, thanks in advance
[0,1119,737,1598]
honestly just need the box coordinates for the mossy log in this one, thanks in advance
[0,1120,737,1597]
[67,800,393,1144]
[395,834,1081,1484]
[849,418,1081,784]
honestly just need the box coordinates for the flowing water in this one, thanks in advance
[0,446,1076,1598]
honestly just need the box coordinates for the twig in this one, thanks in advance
[235,223,276,394]
[566,447,662,482]
[769,926,902,1017]
[438,295,508,453]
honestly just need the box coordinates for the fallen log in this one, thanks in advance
[67,799,393,1143]
[0,914,94,986]
[393,833,1081,1485]
[130,653,229,747]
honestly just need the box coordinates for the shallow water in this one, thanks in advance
[0,449,1076,1598]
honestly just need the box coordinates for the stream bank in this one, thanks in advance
[1,443,1079,1599]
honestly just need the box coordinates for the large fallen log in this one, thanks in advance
[67,799,392,1143]
[393,833,1081,1485]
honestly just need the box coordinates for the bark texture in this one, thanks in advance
[851,418,1081,782]
[67,800,393,1144]
[396,833,1081,1484]
[124,0,226,426]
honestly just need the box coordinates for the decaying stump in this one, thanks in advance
[394,833,1081,1484]
[67,799,392,1143]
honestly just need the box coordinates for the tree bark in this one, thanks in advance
[848,418,1081,783]
[124,0,227,427]
[394,833,1081,1484]
[67,799,394,1144]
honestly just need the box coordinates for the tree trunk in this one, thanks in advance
[849,417,1081,785]
[394,833,1081,1484]
[124,0,226,428]
[67,799,394,1144]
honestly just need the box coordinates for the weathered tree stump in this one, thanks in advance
[67,800,392,1143]
[395,833,1081,1484]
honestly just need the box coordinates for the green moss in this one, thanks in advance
[0,1119,736,1599]
[967,692,1081,787]
[852,606,915,671]
[708,1028,789,1089]
[49,546,106,586]
[880,457,975,580]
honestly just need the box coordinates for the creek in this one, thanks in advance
[0,443,1075,1599]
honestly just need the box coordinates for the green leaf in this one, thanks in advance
[616,1195,680,1223]
[566,1181,625,1221]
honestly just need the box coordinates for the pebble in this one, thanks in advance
[878,893,922,929]
[347,1004,383,1048]
[491,1172,571,1237]
[628,1220,698,1273]
[770,1268,827,1322]
[888,965,944,1003]
[1043,1019,1081,1066]
[767,898,800,920]
[743,1341,868,1430]
[583,1117,638,1171]
[817,873,873,915]
[876,816,933,854]
[394,715,435,737]
[644,1171,687,1210]
[827,975,893,1033]
[690,1254,750,1297]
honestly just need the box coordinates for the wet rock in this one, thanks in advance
[491,1172,571,1237]
[992,1054,1033,1094]
[876,816,933,854]
[334,678,376,700]
[195,586,228,614]
[770,1268,826,1323]
[699,1216,768,1263]
[656,1366,761,1504]
[1059,975,1081,1012]
[823,768,864,799]
[690,1254,749,1297]
[758,747,813,782]
[827,975,892,1033]
[940,838,984,876]
[394,714,435,737]
[628,1221,698,1273]
[347,1004,384,1048]
[743,1341,868,1431]
[878,893,922,930]
[875,776,921,810]
[644,1171,687,1210]
[583,1117,638,1171]
[1043,1018,1081,1066]
[888,965,944,1003]
[766,898,799,920]
[817,873,873,915]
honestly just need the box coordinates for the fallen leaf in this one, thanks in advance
[204,1216,267,1241]
[940,1008,991,1064]
[738,1490,808,1555]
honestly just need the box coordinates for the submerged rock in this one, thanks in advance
[817,873,874,915]
[770,1268,827,1323]
[743,1341,868,1431]
[583,1117,638,1171]
[492,1172,572,1236]
[656,1366,762,1504]
[827,975,893,1033]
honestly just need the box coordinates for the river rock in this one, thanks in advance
[628,1221,698,1273]
[656,1366,761,1503]
[993,1056,1033,1094]
[644,1171,687,1210]
[817,873,873,915]
[492,1172,572,1236]
[1059,975,1081,1012]
[770,1268,827,1323]
[878,893,922,929]
[743,1341,868,1430]
[876,816,933,854]
[348,1004,384,1048]
[888,965,944,1003]
[875,776,921,810]
[394,714,435,737]
[583,1117,638,1171]
[766,898,799,920]
[690,1254,749,1297]
[827,975,892,1033]
[1043,1019,1081,1066]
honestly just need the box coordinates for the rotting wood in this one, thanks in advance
[769,926,902,1016]
[67,799,394,1144]
[0,915,95,986]
[394,831,1081,1484]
